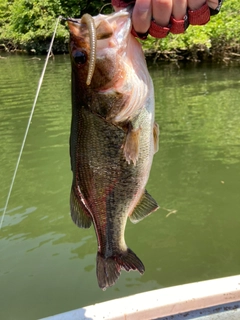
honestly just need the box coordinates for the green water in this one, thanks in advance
[0,55,240,319]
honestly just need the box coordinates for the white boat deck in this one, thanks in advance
[158,301,240,319]
[41,275,240,320]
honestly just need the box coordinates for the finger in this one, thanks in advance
[132,0,152,34]
[207,0,220,10]
[170,0,188,34]
[188,1,210,26]
[152,0,172,27]
[172,0,187,20]
[187,0,205,10]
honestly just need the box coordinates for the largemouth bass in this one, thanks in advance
[67,9,159,290]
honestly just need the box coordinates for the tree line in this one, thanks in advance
[0,0,111,53]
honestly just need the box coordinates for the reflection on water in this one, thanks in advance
[0,206,37,228]
[151,62,240,164]
[0,55,240,320]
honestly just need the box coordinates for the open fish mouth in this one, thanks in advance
[64,10,131,86]
[64,14,97,85]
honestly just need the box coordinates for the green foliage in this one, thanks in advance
[0,0,111,53]
[0,0,239,56]
[0,0,12,43]
[143,0,240,61]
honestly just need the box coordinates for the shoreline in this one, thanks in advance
[1,43,240,62]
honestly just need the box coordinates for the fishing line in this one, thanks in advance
[0,16,61,230]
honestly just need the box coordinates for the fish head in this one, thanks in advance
[68,10,132,92]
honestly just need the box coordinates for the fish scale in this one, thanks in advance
[68,9,159,290]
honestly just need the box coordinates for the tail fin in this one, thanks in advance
[96,248,145,290]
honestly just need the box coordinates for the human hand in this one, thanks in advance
[112,0,223,39]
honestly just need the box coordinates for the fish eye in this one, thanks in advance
[73,50,87,65]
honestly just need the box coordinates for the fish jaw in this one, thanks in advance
[68,10,131,91]
[68,9,154,125]
[69,12,154,129]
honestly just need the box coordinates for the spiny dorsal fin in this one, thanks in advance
[129,190,159,224]
[70,186,92,228]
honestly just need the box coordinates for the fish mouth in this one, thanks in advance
[65,9,131,87]
[65,14,97,86]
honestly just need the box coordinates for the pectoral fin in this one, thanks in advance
[70,186,92,228]
[129,190,159,224]
[153,122,159,154]
[123,126,141,166]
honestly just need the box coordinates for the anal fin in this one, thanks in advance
[70,186,92,228]
[129,190,159,224]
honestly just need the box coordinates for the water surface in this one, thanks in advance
[0,55,240,319]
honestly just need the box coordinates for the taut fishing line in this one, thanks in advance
[0,16,62,230]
